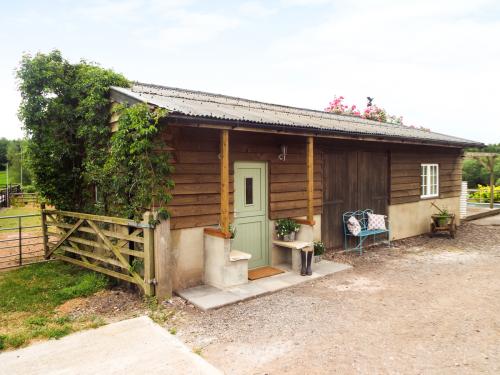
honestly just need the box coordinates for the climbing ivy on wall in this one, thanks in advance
[17,50,173,221]
[103,103,174,221]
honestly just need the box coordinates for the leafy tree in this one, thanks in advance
[0,138,8,170]
[463,143,500,187]
[17,50,129,212]
[17,50,174,221]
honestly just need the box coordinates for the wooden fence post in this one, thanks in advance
[40,203,49,259]
[153,217,172,301]
[142,211,155,296]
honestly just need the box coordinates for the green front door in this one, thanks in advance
[233,162,268,269]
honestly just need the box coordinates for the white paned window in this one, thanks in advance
[421,164,439,198]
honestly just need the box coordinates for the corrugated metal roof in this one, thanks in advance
[110,82,481,147]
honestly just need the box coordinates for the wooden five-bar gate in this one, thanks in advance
[42,205,156,296]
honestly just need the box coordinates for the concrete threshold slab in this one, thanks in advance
[0,316,221,375]
[464,207,500,221]
[177,260,352,311]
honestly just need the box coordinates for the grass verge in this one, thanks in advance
[0,261,109,350]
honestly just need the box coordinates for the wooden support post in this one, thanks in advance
[220,129,230,236]
[142,212,155,297]
[306,136,315,224]
[40,203,49,259]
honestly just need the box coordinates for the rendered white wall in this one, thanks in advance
[388,197,460,240]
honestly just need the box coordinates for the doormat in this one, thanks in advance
[248,266,285,281]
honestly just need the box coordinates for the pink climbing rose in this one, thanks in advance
[324,96,427,129]
[325,96,360,117]
[363,105,387,122]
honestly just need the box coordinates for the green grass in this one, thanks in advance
[0,206,41,232]
[0,261,108,313]
[0,261,109,350]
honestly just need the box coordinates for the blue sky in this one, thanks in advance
[1,0,499,143]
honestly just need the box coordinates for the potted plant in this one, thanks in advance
[313,241,325,263]
[431,203,454,227]
[229,224,236,242]
[275,218,301,242]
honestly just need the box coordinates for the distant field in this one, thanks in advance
[0,206,41,232]
[0,171,19,186]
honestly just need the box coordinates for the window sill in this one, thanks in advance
[420,195,439,200]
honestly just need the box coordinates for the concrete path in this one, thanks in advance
[470,213,500,226]
[178,260,351,310]
[0,316,221,375]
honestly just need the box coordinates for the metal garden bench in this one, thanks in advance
[342,209,390,255]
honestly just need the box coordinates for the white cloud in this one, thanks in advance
[280,0,333,6]
[74,0,144,21]
[73,0,241,49]
[239,2,277,17]
[264,0,500,140]
[135,11,240,49]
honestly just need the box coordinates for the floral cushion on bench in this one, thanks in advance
[347,216,361,236]
[367,212,386,231]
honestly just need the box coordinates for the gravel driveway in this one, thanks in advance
[173,221,500,374]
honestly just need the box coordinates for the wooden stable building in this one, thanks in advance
[111,83,481,291]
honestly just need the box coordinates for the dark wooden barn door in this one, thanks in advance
[322,150,388,249]
[322,151,357,249]
[357,151,388,215]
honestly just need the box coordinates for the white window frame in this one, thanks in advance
[421,163,439,198]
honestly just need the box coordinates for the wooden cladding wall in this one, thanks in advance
[390,150,463,205]
[163,126,323,230]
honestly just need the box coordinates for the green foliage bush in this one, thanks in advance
[469,185,500,202]
[21,185,37,193]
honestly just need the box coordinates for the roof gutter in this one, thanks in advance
[166,114,482,149]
